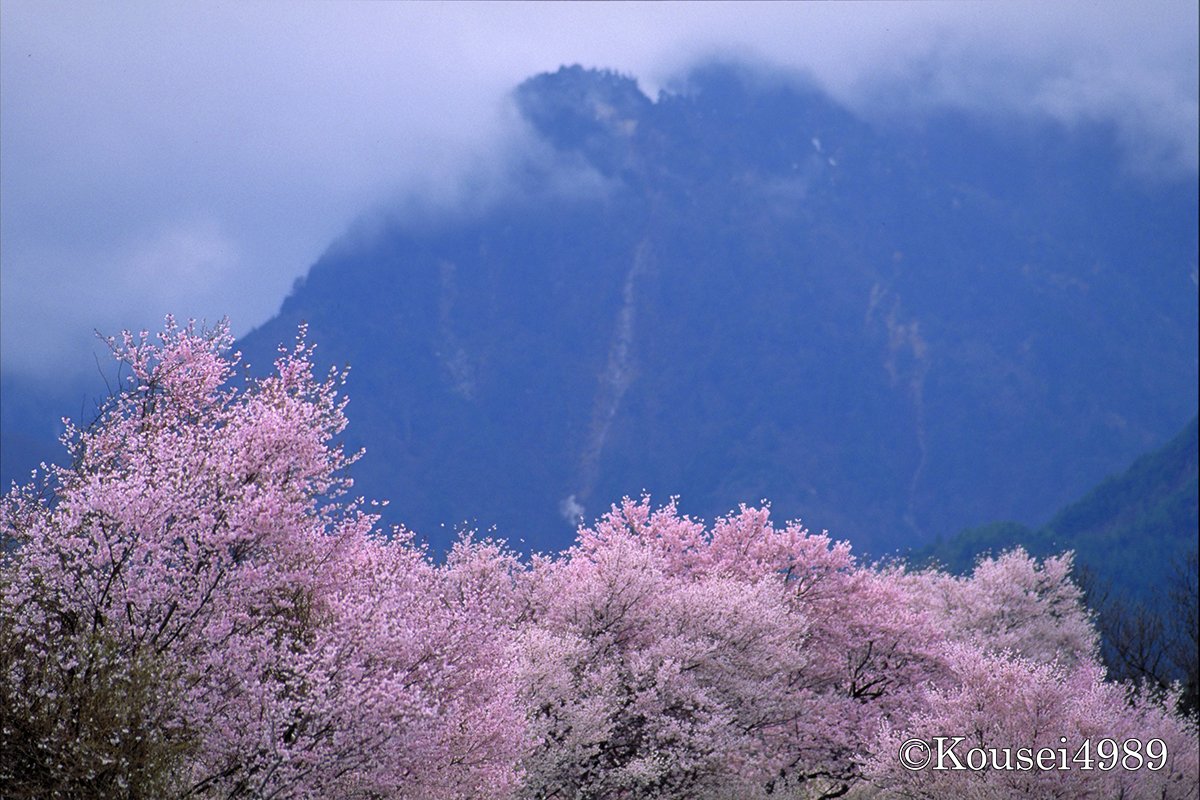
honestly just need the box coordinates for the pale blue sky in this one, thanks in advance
[2,1,1196,382]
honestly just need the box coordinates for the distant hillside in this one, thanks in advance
[0,373,97,490]
[235,62,1198,555]
[917,416,1198,599]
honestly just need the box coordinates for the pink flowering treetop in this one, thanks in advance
[867,645,1199,799]
[515,498,951,799]
[0,318,524,799]
[906,548,1100,666]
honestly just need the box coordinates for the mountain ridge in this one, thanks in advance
[6,63,1194,559]
[237,63,1197,554]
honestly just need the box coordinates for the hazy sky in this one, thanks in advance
[2,1,1196,383]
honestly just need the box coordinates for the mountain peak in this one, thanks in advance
[515,65,653,175]
[234,63,1196,556]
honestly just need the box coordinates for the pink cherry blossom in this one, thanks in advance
[1,319,523,798]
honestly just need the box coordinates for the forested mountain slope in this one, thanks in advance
[919,415,1198,598]
[219,64,1200,553]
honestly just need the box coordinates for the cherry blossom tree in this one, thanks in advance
[515,499,948,799]
[867,645,1199,799]
[906,548,1100,666]
[519,520,797,796]
[0,318,524,798]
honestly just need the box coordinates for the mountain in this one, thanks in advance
[916,416,1198,600]
[0,373,99,490]
[23,63,1199,556]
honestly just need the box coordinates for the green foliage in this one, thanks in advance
[1044,417,1198,598]
[919,416,1198,602]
